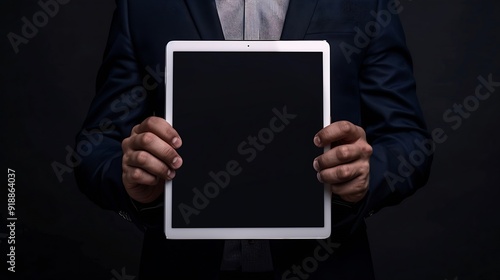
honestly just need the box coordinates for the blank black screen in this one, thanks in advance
[171,51,325,228]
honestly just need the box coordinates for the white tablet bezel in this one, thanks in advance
[164,40,331,239]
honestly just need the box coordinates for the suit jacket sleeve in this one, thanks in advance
[74,0,159,230]
[339,0,433,231]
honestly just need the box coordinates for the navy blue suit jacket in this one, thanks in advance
[75,0,432,279]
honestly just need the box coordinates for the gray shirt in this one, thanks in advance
[216,0,289,40]
[214,0,290,272]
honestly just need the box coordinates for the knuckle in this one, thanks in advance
[130,168,143,181]
[121,137,130,150]
[357,176,369,191]
[362,143,373,156]
[139,132,156,146]
[336,146,350,161]
[356,180,365,191]
[361,161,370,174]
[143,116,157,129]
[164,121,173,132]
[131,124,140,135]
[338,121,353,134]
[122,152,131,165]
[142,175,156,186]
[135,151,149,166]
[122,162,129,174]
[336,165,351,180]
[357,125,367,137]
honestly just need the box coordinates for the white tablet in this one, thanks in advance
[164,40,331,239]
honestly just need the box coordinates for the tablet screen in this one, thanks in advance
[170,51,325,229]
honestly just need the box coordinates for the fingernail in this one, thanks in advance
[314,136,321,146]
[172,157,182,168]
[317,172,323,183]
[313,160,319,171]
[172,137,181,148]
[169,170,176,179]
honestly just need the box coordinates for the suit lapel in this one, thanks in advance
[184,0,225,39]
[281,0,319,39]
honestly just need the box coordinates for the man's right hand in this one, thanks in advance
[121,117,183,204]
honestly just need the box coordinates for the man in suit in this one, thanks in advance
[75,0,432,279]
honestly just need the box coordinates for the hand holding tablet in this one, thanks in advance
[121,116,183,204]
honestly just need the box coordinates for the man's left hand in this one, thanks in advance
[313,121,373,203]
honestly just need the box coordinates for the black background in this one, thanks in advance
[1,0,499,279]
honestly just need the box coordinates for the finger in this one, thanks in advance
[314,143,362,171]
[129,131,183,170]
[317,162,362,185]
[123,165,161,187]
[124,150,176,181]
[130,124,140,136]
[134,116,182,149]
[314,121,364,147]
[330,177,368,197]
[317,158,369,185]
[122,170,166,204]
